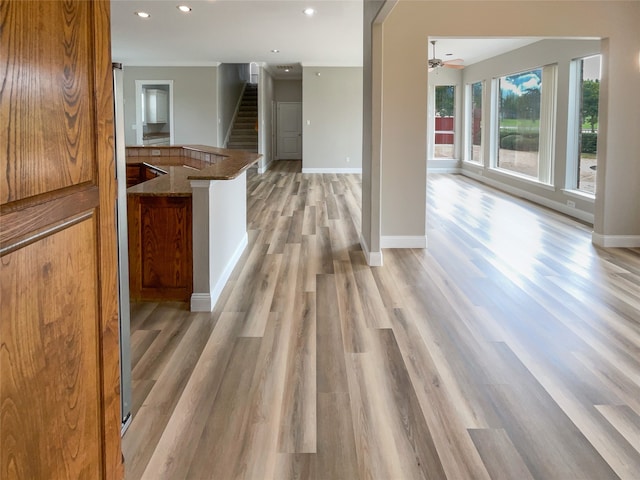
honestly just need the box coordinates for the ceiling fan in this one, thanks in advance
[428,40,465,72]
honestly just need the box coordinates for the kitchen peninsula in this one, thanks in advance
[126,145,261,312]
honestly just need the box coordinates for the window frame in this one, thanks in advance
[464,81,484,165]
[565,54,600,196]
[490,64,557,185]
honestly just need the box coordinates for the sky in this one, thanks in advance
[501,70,542,97]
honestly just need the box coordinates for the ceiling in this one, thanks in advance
[110,0,364,74]
[110,1,543,78]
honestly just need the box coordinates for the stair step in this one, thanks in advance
[232,136,255,141]
[232,129,256,135]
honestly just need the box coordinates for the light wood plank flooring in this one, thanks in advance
[123,161,640,479]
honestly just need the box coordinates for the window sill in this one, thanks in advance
[562,189,595,202]
[488,167,555,191]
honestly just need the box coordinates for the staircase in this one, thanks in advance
[227,84,258,153]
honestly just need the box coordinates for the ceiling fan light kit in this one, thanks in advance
[428,40,465,71]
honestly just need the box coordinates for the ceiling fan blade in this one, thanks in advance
[444,58,464,65]
[444,64,465,69]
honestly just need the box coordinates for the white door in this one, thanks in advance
[277,102,302,159]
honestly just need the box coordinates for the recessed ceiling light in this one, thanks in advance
[135,11,150,18]
[271,49,280,53]
[303,7,315,16]
[285,69,290,72]
[177,5,192,13]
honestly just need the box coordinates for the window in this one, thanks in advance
[567,55,600,195]
[494,65,556,184]
[434,85,455,159]
[465,81,483,164]
[496,69,542,177]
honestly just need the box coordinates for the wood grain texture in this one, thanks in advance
[1,220,101,479]
[128,196,193,301]
[123,163,640,479]
[1,1,122,478]
[1,0,94,204]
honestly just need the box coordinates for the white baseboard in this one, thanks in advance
[190,233,248,312]
[302,167,363,174]
[462,170,595,225]
[592,233,640,248]
[258,157,273,174]
[359,233,383,266]
[190,293,214,312]
[381,235,428,249]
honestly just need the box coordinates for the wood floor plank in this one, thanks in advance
[123,314,216,479]
[123,165,640,479]
[388,307,492,480]
[468,429,535,480]
[316,274,349,394]
[334,258,370,353]
[230,313,290,480]
[184,337,263,479]
[595,405,640,454]
[237,252,283,337]
[277,292,317,453]
[273,453,316,480]
[316,392,359,479]
[137,312,242,480]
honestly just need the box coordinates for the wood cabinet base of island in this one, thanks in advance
[127,195,193,302]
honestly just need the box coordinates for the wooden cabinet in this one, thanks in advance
[126,164,142,187]
[1,1,123,478]
[126,163,166,187]
[143,164,166,181]
[127,195,193,301]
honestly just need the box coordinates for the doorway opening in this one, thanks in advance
[135,80,174,146]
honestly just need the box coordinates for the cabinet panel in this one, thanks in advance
[128,195,192,301]
[126,165,142,187]
[1,1,95,204]
[1,218,102,479]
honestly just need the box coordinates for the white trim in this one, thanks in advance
[488,167,556,191]
[257,157,273,174]
[302,167,362,174]
[190,293,214,312]
[427,166,461,174]
[562,188,595,202]
[538,64,558,185]
[124,61,222,67]
[381,235,428,249]
[592,233,640,248]
[359,233,383,266]
[224,83,248,148]
[462,170,594,224]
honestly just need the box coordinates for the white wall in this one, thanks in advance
[302,67,363,171]
[368,0,640,250]
[218,63,250,146]
[123,66,219,146]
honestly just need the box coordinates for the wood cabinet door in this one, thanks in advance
[0,1,123,479]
